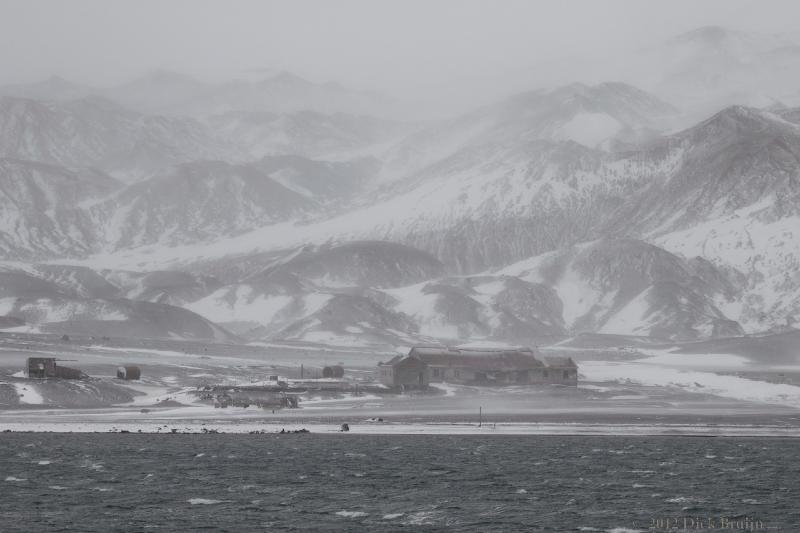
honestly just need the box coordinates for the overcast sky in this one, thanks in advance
[1,0,799,96]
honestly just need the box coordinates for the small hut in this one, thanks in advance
[117,365,141,380]
[26,357,85,379]
[27,357,57,378]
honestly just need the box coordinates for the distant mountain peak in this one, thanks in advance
[141,68,201,83]
[696,104,788,132]
[265,71,312,86]
[673,25,738,44]
[44,75,73,86]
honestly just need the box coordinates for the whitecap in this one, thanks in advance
[383,513,404,519]
[37,460,52,465]
[5,476,27,482]
[402,511,441,525]
[335,511,368,518]
[666,496,692,503]
[188,498,226,505]
[48,485,68,490]
[515,488,527,494]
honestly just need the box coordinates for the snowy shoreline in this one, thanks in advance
[2,421,800,437]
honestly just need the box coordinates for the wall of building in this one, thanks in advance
[431,364,577,386]
[380,359,429,388]
[546,367,578,386]
[378,365,395,386]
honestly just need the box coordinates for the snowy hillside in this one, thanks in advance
[0,95,239,182]
[1,27,799,346]
[0,264,234,341]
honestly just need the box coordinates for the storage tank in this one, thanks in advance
[117,365,141,380]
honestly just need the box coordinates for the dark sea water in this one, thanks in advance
[0,434,797,532]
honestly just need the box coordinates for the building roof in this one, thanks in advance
[408,345,544,371]
[380,354,427,368]
[379,354,406,366]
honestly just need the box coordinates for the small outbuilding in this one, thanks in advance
[117,365,141,380]
[27,357,57,379]
[26,357,85,379]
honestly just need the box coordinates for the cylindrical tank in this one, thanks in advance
[117,365,141,380]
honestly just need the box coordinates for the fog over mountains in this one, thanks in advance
[1,26,799,346]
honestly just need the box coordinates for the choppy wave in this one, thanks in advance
[0,434,795,532]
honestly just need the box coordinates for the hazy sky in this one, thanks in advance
[1,0,799,96]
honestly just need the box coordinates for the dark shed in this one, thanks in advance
[27,357,57,378]
[26,357,85,379]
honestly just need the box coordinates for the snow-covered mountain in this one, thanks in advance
[498,239,742,340]
[632,26,800,118]
[0,159,120,259]
[2,100,790,342]
[127,238,740,345]
[0,95,238,182]
[381,82,676,181]
[1,70,398,119]
[201,71,396,118]
[92,160,317,250]
[0,264,234,341]
[0,75,96,102]
[207,110,406,160]
[2,32,800,345]
[184,241,445,341]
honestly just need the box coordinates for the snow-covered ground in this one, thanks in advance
[0,420,798,436]
[12,383,43,405]
[575,346,800,408]
[1,333,799,435]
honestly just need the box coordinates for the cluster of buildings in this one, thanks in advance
[26,357,140,381]
[378,346,577,389]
